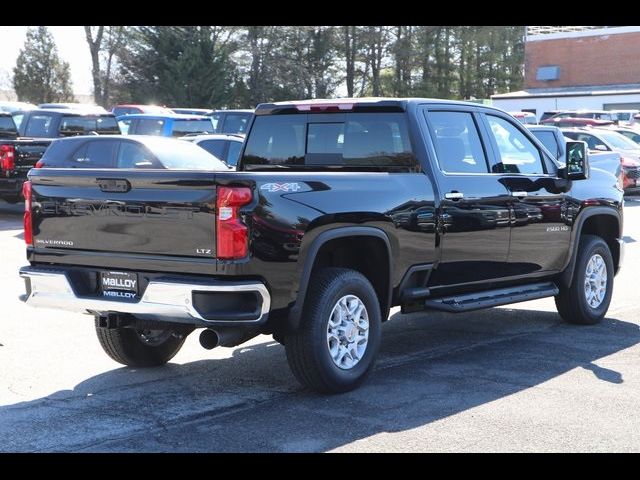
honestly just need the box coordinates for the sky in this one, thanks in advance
[0,26,93,95]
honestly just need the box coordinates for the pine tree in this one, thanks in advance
[118,26,237,108]
[13,26,74,103]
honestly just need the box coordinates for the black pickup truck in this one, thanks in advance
[0,113,51,203]
[19,98,624,393]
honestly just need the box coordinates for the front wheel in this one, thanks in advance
[285,268,381,394]
[555,235,614,325]
[95,320,189,367]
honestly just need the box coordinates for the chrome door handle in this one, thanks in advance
[511,191,528,197]
[444,192,464,200]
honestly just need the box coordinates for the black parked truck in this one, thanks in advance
[0,109,121,203]
[19,98,624,393]
[0,112,51,203]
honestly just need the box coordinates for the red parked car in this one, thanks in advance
[541,117,615,128]
[111,104,174,117]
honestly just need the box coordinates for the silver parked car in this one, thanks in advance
[179,133,244,169]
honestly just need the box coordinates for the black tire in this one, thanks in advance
[555,234,614,325]
[285,267,381,394]
[95,321,188,367]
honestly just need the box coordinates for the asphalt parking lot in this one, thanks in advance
[1,198,640,452]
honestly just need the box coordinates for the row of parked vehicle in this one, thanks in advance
[2,100,637,206]
[0,101,252,203]
[509,108,640,127]
[509,109,640,195]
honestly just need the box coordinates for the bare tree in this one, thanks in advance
[342,26,357,97]
[84,26,125,106]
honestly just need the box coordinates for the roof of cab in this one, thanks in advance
[29,108,116,116]
[254,97,509,115]
[116,113,213,120]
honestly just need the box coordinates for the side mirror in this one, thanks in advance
[594,144,608,152]
[563,140,589,180]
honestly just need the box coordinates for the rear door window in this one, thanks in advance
[242,113,416,169]
[427,111,489,174]
[72,140,119,167]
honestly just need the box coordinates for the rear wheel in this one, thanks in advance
[95,321,188,367]
[285,268,381,394]
[555,235,614,325]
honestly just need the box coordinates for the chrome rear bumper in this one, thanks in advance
[19,267,270,325]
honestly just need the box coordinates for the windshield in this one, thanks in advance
[59,116,120,136]
[145,138,228,170]
[598,130,640,150]
[171,119,214,137]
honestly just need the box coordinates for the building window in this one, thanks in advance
[536,65,560,81]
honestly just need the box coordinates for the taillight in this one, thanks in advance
[34,160,44,168]
[216,186,252,259]
[0,144,15,175]
[23,180,33,246]
[216,187,251,259]
[295,103,354,112]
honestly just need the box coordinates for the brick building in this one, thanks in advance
[492,26,640,120]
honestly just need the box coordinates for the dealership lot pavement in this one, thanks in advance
[1,198,640,452]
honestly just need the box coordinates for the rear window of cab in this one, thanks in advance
[242,113,418,170]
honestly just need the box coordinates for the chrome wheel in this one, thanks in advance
[326,295,369,370]
[584,253,608,308]
[136,329,173,347]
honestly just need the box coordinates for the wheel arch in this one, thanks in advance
[286,227,393,332]
[560,207,622,288]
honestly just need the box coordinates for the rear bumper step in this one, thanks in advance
[19,267,270,326]
[424,282,559,313]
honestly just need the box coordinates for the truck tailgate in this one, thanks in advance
[14,139,51,174]
[30,169,217,258]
